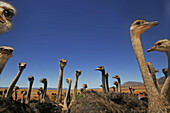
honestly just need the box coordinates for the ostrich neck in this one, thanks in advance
[26,81,33,104]
[15,91,17,100]
[131,33,160,97]
[5,69,24,98]
[117,79,121,93]
[43,83,47,99]
[102,71,106,93]
[105,76,109,93]
[0,54,12,74]
[64,82,71,108]
[21,94,24,103]
[72,76,78,101]
[56,68,64,102]
[161,51,170,105]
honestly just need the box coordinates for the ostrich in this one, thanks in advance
[40,78,47,103]
[37,91,41,101]
[130,19,166,112]
[129,87,133,94]
[0,46,14,74]
[147,39,170,107]
[83,83,87,93]
[0,1,16,33]
[21,90,27,104]
[56,59,67,103]
[114,81,118,92]
[63,78,72,110]
[38,87,43,102]
[14,86,19,101]
[105,72,110,93]
[146,62,161,93]
[80,88,83,97]
[111,86,115,92]
[162,68,168,78]
[113,75,121,93]
[95,66,106,93]
[5,62,27,98]
[72,70,81,101]
[25,76,34,105]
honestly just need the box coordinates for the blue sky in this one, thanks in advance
[0,0,169,89]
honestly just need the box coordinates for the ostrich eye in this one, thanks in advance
[136,21,141,25]
[157,42,162,45]
[3,9,14,19]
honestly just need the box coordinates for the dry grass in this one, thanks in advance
[0,84,163,101]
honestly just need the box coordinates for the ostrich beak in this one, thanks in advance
[147,47,155,52]
[95,68,100,71]
[154,69,159,73]
[143,21,159,26]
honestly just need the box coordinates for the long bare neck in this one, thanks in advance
[43,83,47,99]
[102,71,106,94]
[56,67,64,102]
[0,53,12,74]
[72,76,78,101]
[64,82,71,108]
[117,79,121,93]
[21,94,24,103]
[131,32,166,112]
[131,33,159,97]
[26,81,33,104]
[105,76,109,93]
[161,51,170,106]
[15,91,17,101]
[5,69,24,98]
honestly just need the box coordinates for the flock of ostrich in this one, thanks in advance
[0,1,170,113]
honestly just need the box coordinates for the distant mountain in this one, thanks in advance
[157,76,166,85]
[122,76,166,87]
[122,81,144,87]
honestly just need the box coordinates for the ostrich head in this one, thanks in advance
[21,90,27,95]
[105,72,109,77]
[113,75,120,81]
[19,62,27,70]
[40,78,47,84]
[59,59,67,69]
[83,84,87,89]
[95,66,105,72]
[14,86,19,91]
[38,87,43,92]
[66,78,72,84]
[147,39,170,53]
[0,46,14,55]
[28,76,34,83]
[114,81,118,86]
[0,1,16,33]
[130,20,158,35]
[75,70,81,77]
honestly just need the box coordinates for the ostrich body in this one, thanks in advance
[146,62,161,93]
[95,66,106,93]
[63,78,72,109]
[21,90,27,104]
[105,72,110,93]
[14,86,19,101]
[147,39,170,107]
[113,75,121,93]
[72,70,81,101]
[0,46,14,74]
[0,1,16,33]
[40,78,47,103]
[130,20,166,112]
[56,59,67,103]
[5,62,26,98]
[25,76,34,105]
